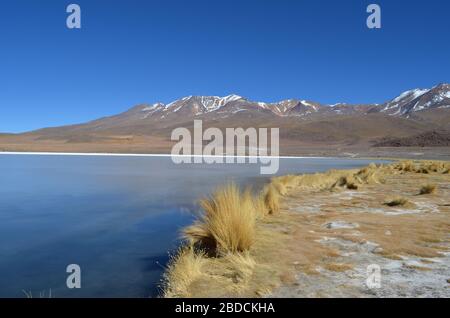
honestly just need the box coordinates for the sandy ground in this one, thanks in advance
[270,166,450,297]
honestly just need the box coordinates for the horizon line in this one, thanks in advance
[0,151,341,160]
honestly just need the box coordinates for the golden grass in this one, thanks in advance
[271,161,384,194]
[184,183,257,254]
[163,160,450,298]
[274,175,298,190]
[324,263,353,272]
[401,160,415,172]
[253,192,269,219]
[164,225,291,297]
[419,184,436,195]
[263,184,280,215]
[271,179,288,196]
[163,247,207,298]
[224,252,256,288]
[394,160,450,175]
[333,175,360,190]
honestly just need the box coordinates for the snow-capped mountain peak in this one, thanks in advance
[392,88,429,103]
[381,84,450,115]
[137,83,449,120]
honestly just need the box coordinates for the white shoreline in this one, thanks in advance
[0,151,335,160]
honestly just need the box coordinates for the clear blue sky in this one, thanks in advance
[0,0,449,133]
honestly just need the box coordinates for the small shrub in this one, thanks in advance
[384,197,409,207]
[183,183,256,254]
[333,175,359,190]
[396,160,416,172]
[271,180,288,196]
[163,247,207,298]
[263,184,280,215]
[416,168,429,174]
[419,184,436,195]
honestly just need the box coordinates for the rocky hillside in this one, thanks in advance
[1,84,449,154]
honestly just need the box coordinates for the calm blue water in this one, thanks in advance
[0,155,388,298]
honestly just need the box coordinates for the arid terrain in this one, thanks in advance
[162,161,450,298]
[1,84,450,160]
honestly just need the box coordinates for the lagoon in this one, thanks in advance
[0,154,387,297]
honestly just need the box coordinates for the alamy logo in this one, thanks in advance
[66,4,81,29]
[366,264,381,289]
[366,4,381,29]
[66,264,81,289]
[171,120,279,175]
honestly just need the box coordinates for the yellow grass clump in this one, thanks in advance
[163,247,207,298]
[346,182,359,190]
[355,163,383,184]
[395,160,416,172]
[393,160,450,174]
[263,184,280,215]
[419,184,436,195]
[324,263,353,272]
[224,252,257,288]
[253,192,269,219]
[183,183,257,254]
[271,179,288,196]
[333,175,360,190]
[273,174,298,190]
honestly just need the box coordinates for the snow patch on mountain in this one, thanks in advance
[381,88,435,115]
[137,84,449,119]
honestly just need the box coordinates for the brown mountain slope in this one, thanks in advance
[1,109,449,155]
[373,130,450,147]
[1,85,450,156]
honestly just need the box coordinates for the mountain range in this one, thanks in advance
[1,83,449,156]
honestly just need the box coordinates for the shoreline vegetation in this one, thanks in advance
[162,160,450,298]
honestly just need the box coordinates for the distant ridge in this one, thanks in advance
[374,130,450,147]
[130,83,450,121]
[1,84,449,155]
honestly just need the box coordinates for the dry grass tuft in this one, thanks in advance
[384,197,409,207]
[271,179,288,196]
[324,263,353,272]
[395,160,416,172]
[332,175,359,190]
[346,183,359,190]
[252,192,269,219]
[263,184,280,215]
[224,252,256,287]
[163,247,207,298]
[274,175,298,190]
[416,168,430,174]
[419,184,437,195]
[183,183,257,254]
[355,164,383,184]
[392,160,450,175]
[407,161,450,174]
